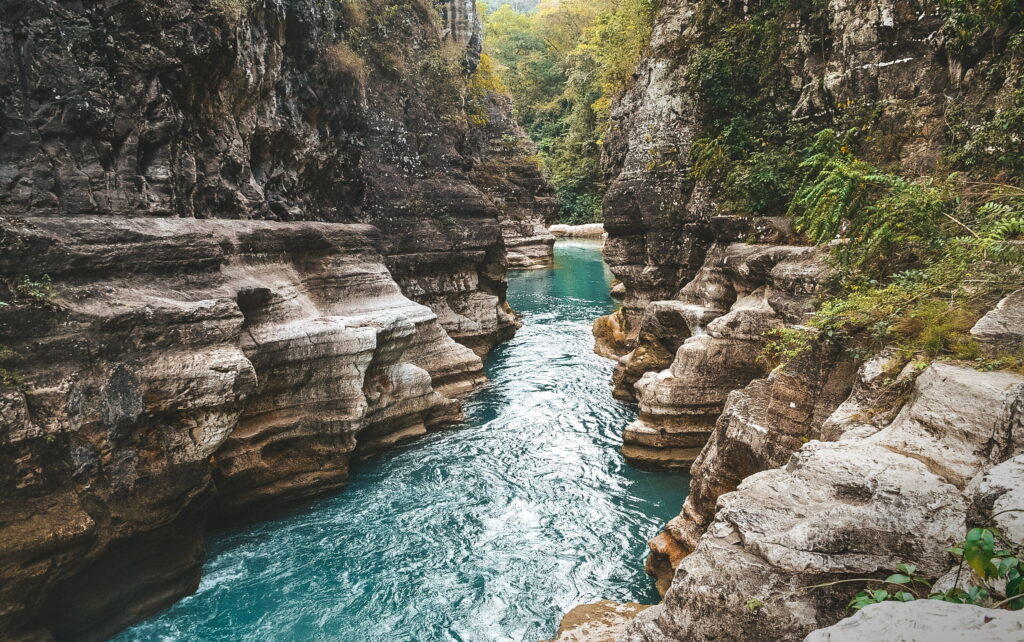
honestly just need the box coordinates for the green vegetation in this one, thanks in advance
[210,0,252,21]
[748,518,1024,614]
[848,523,1024,611]
[773,126,1024,365]
[683,0,822,216]
[481,0,658,223]
[13,275,57,306]
[0,345,22,387]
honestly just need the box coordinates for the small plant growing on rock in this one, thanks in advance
[0,345,23,387]
[749,517,1024,616]
[848,523,1024,612]
[13,275,56,306]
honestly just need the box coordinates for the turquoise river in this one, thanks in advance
[120,240,687,642]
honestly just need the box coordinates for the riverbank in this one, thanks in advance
[117,241,687,641]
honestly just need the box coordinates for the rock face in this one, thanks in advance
[618,363,1024,642]
[804,601,1024,642]
[469,91,557,270]
[0,0,554,638]
[971,289,1024,357]
[618,243,826,469]
[0,0,546,355]
[544,602,651,642]
[0,217,485,639]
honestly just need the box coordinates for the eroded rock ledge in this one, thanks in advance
[0,217,486,639]
[0,0,555,637]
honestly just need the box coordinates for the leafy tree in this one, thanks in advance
[481,0,657,223]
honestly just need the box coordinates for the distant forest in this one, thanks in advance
[482,0,540,12]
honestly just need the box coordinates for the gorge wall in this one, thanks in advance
[584,0,1024,639]
[0,0,553,638]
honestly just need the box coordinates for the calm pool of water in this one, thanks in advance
[119,240,687,642]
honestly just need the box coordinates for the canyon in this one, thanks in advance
[2,0,1023,640]
[0,0,555,638]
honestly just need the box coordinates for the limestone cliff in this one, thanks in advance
[0,0,552,638]
[579,0,1024,639]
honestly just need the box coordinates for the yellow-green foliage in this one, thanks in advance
[481,0,657,222]
[326,42,368,82]
[211,0,251,21]
[466,53,508,127]
[784,129,1024,364]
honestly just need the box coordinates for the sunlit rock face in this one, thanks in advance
[805,601,1024,642]
[0,218,483,639]
[0,0,552,638]
[619,243,826,469]
[621,363,1024,642]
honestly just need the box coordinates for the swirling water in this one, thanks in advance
[120,240,688,642]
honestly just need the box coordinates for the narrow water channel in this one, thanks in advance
[119,240,687,642]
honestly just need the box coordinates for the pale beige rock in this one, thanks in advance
[804,601,1024,642]
[544,601,650,642]
[971,289,1024,356]
[619,364,1024,642]
[549,223,605,238]
[0,217,487,639]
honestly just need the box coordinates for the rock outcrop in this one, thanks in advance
[569,0,1024,638]
[619,362,1024,641]
[804,601,1024,642]
[617,242,826,469]
[0,0,554,638]
[469,90,557,270]
[0,217,483,639]
[544,602,651,642]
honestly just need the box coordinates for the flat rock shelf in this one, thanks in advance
[118,240,688,642]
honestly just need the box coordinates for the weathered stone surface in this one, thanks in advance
[640,343,858,592]
[804,601,1024,642]
[469,92,557,270]
[619,364,1024,642]
[619,244,826,469]
[550,223,606,238]
[971,289,1024,356]
[0,217,485,639]
[544,601,651,642]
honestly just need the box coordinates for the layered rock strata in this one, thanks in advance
[619,362,1024,641]
[0,217,484,639]
[617,242,826,469]
[0,0,554,638]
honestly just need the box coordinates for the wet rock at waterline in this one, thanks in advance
[544,601,651,642]
[617,244,827,469]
